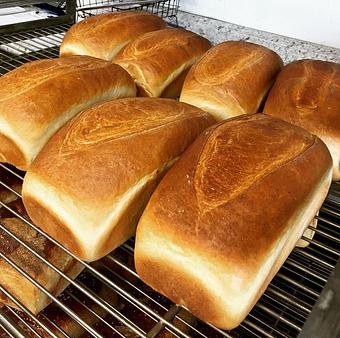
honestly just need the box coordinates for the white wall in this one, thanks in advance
[180,0,340,48]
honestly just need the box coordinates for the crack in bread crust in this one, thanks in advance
[193,115,316,214]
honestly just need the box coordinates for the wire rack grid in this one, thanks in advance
[75,0,180,23]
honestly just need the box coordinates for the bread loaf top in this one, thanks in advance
[264,59,340,180]
[180,41,283,120]
[60,11,167,60]
[0,55,136,169]
[0,56,134,133]
[25,98,212,206]
[113,28,212,97]
[264,60,340,138]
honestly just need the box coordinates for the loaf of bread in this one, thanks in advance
[22,98,214,262]
[135,114,332,330]
[0,201,84,315]
[60,11,167,61]
[113,28,211,98]
[263,59,340,181]
[179,41,283,121]
[0,56,136,170]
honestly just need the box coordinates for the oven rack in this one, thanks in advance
[0,26,339,338]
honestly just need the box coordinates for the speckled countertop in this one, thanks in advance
[176,11,340,64]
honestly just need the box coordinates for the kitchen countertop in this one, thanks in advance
[177,11,340,64]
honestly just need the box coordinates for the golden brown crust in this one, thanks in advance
[26,98,213,207]
[180,41,283,121]
[135,114,332,329]
[113,28,212,98]
[20,196,83,258]
[22,98,215,261]
[161,67,191,99]
[60,11,167,61]
[0,215,84,314]
[0,55,136,170]
[263,59,340,180]
[99,169,166,259]
[0,134,26,170]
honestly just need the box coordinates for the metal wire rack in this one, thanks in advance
[0,27,340,338]
[0,25,69,74]
[75,0,180,23]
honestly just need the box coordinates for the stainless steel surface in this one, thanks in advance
[0,27,339,338]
